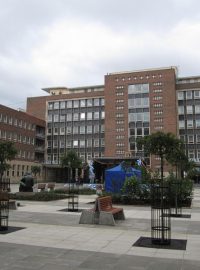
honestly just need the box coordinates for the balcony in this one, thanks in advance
[35,146,45,153]
[35,133,45,139]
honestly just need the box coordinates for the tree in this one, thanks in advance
[31,165,41,178]
[0,141,17,182]
[60,150,82,181]
[165,138,188,178]
[137,131,180,183]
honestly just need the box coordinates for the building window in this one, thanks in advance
[87,99,93,107]
[177,92,184,100]
[188,150,195,159]
[60,115,65,122]
[178,106,184,115]
[60,101,65,109]
[128,84,149,94]
[186,91,192,100]
[73,126,79,134]
[87,139,92,147]
[54,115,59,122]
[195,105,200,114]
[80,126,85,134]
[187,120,193,128]
[80,140,85,148]
[94,99,100,106]
[94,112,99,119]
[194,90,200,99]
[67,100,72,108]
[94,125,99,133]
[87,126,92,134]
[54,102,59,109]
[94,139,99,147]
[80,113,85,120]
[187,105,193,114]
[66,140,71,148]
[73,140,78,147]
[196,119,200,128]
[73,113,79,121]
[87,112,92,120]
[80,99,86,107]
[196,135,200,143]
[66,126,72,134]
[66,114,72,121]
[188,135,194,143]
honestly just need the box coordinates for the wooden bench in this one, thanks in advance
[97,196,125,225]
[37,183,46,192]
[46,183,55,191]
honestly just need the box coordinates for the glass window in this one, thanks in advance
[87,112,92,120]
[80,126,85,134]
[94,139,99,147]
[196,119,200,128]
[80,99,86,107]
[188,135,194,143]
[66,126,72,134]
[94,112,99,119]
[196,135,200,143]
[188,150,195,159]
[87,99,93,106]
[54,115,59,122]
[195,105,200,114]
[128,83,149,94]
[137,128,142,136]
[73,140,78,147]
[73,100,79,108]
[80,113,85,120]
[194,90,200,99]
[48,102,53,109]
[101,138,105,146]
[60,127,65,134]
[177,91,184,100]
[66,114,72,121]
[80,140,85,147]
[101,125,105,133]
[60,115,65,122]
[178,106,184,114]
[143,112,150,122]
[73,113,79,121]
[128,99,134,108]
[60,140,65,148]
[186,91,192,99]
[187,120,193,128]
[101,111,105,118]
[101,98,105,106]
[73,126,78,134]
[54,102,59,109]
[144,128,149,135]
[179,121,185,128]
[66,140,71,148]
[87,139,92,147]
[60,101,65,108]
[67,100,72,108]
[47,115,52,122]
[94,125,99,133]
[187,105,193,114]
[94,99,100,106]
[87,126,92,134]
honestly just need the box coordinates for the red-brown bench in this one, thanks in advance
[97,196,125,225]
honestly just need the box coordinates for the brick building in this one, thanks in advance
[0,104,45,183]
[26,66,200,179]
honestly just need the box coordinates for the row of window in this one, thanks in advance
[48,98,105,110]
[128,97,149,108]
[0,130,35,144]
[0,114,36,130]
[180,134,200,143]
[115,75,163,82]
[17,150,35,160]
[48,124,105,135]
[47,151,104,163]
[178,105,200,114]
[48,138,105,148]
[177,90,200,100]
[129,112,150,122]
[179,120,200,128]
[47,111,105,122]
[5,164,40,178]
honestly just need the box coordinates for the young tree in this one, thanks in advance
[31,165,41,177]
[60,150,82,182]
[137,131,179,183]
[0,141,17,183]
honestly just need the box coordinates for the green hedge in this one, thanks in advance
[9,191,69,201]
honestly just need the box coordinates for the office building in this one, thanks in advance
[0,104,45,183]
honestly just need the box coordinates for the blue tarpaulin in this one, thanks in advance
[105,164,141,193]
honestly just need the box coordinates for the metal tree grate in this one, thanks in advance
[0,178,10,231]
[68,183,79,212]
[151,183,171,245]
[170,181,182,217]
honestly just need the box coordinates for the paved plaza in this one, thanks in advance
[0,185,200,269]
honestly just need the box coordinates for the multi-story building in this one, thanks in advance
[26,66,200,180]
[0,104,45,183]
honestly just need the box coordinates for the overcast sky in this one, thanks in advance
[1,0,200,109]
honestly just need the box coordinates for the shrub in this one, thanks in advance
[9,191,69,201]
